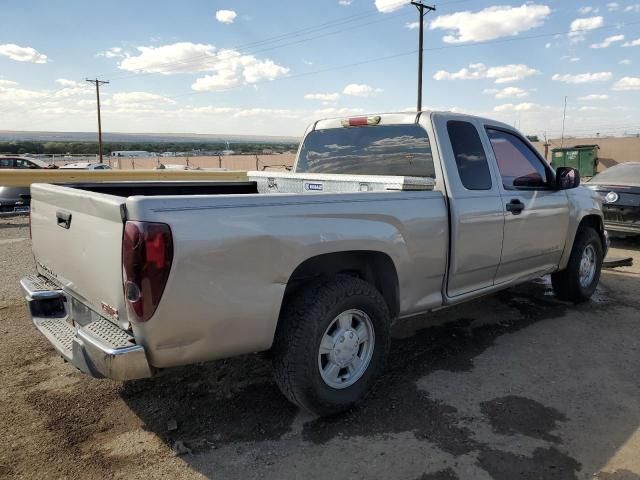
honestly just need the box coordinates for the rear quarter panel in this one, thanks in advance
[125,191,447,367]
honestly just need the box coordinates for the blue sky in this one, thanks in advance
[0,0,639,137]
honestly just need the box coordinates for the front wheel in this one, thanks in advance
[272,275,391,416]
[551,227,603,302]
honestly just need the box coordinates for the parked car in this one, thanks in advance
[0,156,52,214]
[20,111,606,416]
[0,186,31,214]
[59,162,112,170]
[0,156,51,169]
[586,162,640,235]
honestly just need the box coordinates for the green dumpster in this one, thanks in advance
[551,145,599,178]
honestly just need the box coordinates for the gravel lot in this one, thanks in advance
[1,216,639,480]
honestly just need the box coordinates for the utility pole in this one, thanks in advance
[560,95,567,149]
[411,1,436,111]
[86,78,109,163]
[543,132,550,162]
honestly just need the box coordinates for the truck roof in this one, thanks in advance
[312,111,514,132]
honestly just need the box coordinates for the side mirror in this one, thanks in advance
[556,167,580,190]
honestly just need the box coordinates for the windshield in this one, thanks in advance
[589,163,640,184]
[296,124,434,177]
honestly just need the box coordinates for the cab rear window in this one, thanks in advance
[296,124,434,177]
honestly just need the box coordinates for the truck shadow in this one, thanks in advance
[120,272,640,479]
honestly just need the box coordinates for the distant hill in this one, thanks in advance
[0,130,300,144]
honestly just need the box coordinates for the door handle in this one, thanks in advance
[506,199,524,215]
[56,210,72,229]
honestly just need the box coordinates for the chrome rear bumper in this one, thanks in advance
[20,274,152,381]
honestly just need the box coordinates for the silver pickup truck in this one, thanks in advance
[21,111,606,416]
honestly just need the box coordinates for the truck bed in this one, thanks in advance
[29,179,448,368]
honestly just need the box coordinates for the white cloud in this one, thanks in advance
[578,6,599,14]
[620,58,632,64]
[561,55,581,62]
[429,4,551,44]
[0,43,48,63]
[314,107,365,116]
[622,38,640,47]
[98,47,125,59]
[487,64,539,83]
[119,42,218,73]
[590,34,625,48]
[494,102,545,112]
[343,83,383,96]
[116,42,288,91]
[215,9,237,24]
[569,16,604,41]
[545,42,552,48]
[578,94,609,100]
[433,63,539,83]
[111,91,177,106]
[484,87,530,99]
[551,72,612,83]
[242,57,289,83]
[232,108,299,119]
[0,82,48,105]
[612,77,640,91]
[374,0,406,13]
[578,106,602,111]
[338,0,352,5]
[304,92,340,101]
[405,21,420,29]
[54,78,91,97]
[625,4,640,12]
[607,2,619,10]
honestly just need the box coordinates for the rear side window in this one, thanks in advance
[14,159,33,169]
[487,128,548,189]
[297,124,434,177]
[447,121,492,190]
[0,158,15,168]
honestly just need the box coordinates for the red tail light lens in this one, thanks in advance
[122,221,173,323]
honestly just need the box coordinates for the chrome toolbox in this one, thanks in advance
[247,171,434,194]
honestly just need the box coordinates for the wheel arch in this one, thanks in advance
[559,212,606,271]
[281,250,400,319]
[578,214,607,252]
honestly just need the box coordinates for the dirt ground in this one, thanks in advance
[1,216,639,480]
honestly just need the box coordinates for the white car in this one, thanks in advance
[59,162,112,170]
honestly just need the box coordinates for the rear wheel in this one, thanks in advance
[272,275,390,416]
[551,227,603,302]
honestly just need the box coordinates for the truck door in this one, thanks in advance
[483,126,570,283]
[432,115,505,297]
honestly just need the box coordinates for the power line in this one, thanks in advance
[2,18,640,121]
[98,0,478,81]
[107,9,413,82]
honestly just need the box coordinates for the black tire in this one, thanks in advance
[272,274,391,416]
[551,226,603,302]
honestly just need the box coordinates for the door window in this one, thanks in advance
[447,121,492,190]
[0,158,15,168]
[486,128,548,189]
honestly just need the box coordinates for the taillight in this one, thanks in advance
[122,221,173,323]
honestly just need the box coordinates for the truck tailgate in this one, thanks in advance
[29,183,127,327]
